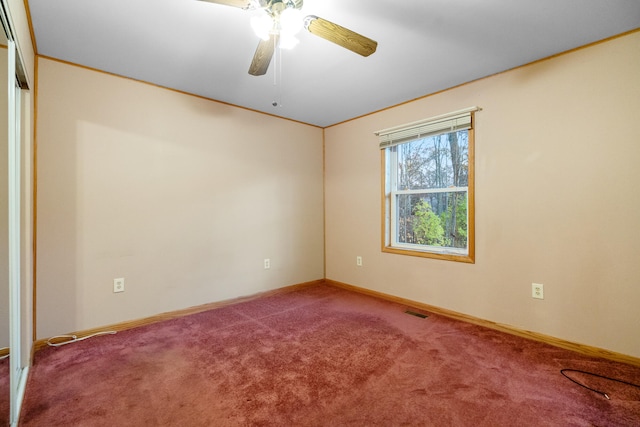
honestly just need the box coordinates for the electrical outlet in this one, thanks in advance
[356,256,363,266]
[532,283,544,300]
[264,258,271,269]
[113,278,125,293]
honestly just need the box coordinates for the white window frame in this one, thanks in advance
[377,107,478,263]
[390,187,469,256]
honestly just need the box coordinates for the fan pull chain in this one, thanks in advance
[272,36,282,108]
[273,35,277,88]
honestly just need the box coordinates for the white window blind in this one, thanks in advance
[375,106,480,149]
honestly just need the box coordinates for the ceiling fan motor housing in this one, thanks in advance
[258,0,303,15]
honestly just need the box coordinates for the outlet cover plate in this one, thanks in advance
[113,278,125,293]
[532,283,544,299]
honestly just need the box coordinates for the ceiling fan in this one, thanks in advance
[200,0,378,76]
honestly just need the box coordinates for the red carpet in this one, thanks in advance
[19,284,640,425]
[1,357,8,426]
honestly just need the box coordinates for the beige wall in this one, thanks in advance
[36,58,325,339]
[325,32,640,358]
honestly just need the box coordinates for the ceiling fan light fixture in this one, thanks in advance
[279,7,303,36]
[203,0,376,75]
[250,13,273,40]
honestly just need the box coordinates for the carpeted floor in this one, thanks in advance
[1,357,8,426]
[19,284,640,426]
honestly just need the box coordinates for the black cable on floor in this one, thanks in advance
[561,368,640,400]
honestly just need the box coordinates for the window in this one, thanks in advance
[378,108,478,263]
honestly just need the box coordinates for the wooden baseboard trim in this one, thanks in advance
[325,279,640,367]
[33,278,639,367]
[33,279,324,353]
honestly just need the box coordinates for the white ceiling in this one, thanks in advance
[27,0,640,127]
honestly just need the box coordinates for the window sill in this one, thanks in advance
[382,245,475,264]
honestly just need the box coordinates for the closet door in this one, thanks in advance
[1,3,29,424]
[7,39,28,427]
[0,22,10,427]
